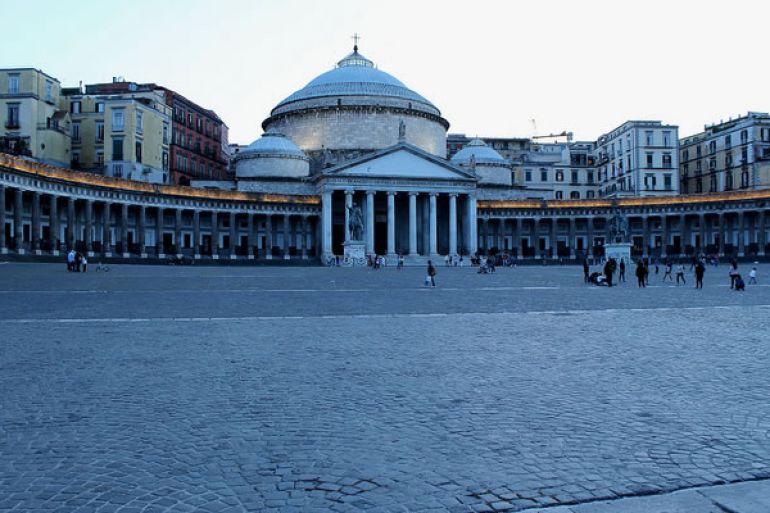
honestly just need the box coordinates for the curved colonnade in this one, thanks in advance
[2,153,770,263]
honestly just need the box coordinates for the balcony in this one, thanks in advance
[4,120,21,129]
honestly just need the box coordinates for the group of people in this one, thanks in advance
[583,255,759,290]
[66,250,88,272]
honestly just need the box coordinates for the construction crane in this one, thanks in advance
[532,131,574,142]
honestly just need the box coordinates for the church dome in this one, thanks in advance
[235,131,309,180]
[261,44,449,158]
[270,48,440,117]
[451,139,508,166]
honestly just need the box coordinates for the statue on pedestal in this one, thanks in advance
[607,213,630,243]
[347,203,364,241]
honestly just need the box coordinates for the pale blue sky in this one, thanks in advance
[5,0,768,144]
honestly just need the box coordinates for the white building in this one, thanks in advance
[595,121,679,198]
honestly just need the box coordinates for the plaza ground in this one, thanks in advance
[0,262,769,512]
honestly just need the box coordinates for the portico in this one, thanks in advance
[318,143,477,262]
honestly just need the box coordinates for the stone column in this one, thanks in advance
[247,212,254,259]
[283,214,290,260]
[366,190,375,254]
[101,202,110,257]
[193,210,201,258]
[480,218,488,253]
[138,205,146,257]
[533,217,541,259]
[84,200,93,254]
[718,212,725,256]
[513,217,520,257]
[66,196,75,252]
[49,195,59,254]
[468,195,478,255]
[569,217,576,259]
[408,192,418,256]
[698,213,706,253]
[14,189,23,252]
[641,215,650,257]
[155,207,163,256]
[322,191,332,258]
[120,203,128,257]
[32,192,41,253]
[448,193,458,256]
[264,214,272,260]
[229,211,237,259]
[550,218,557,259]
[211,211,219,259]
[301,215,309,259]
[738,211,745,256]
[679,214,687,254]
[0,185,5,253]
[175,209,183,255]
[387,191,396,256]
[660,215,668,258]
[344,190,353,242]
[759,210,767,256]
[429,193,437,256]
[586,217,594,260]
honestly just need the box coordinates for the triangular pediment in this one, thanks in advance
[322,144,476,182]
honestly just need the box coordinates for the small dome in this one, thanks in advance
[451,139,508,166]
[237,131,308,160]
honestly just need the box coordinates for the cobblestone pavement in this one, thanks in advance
[1,262,769,512]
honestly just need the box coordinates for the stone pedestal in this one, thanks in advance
[605,243,632,264]
[343,240,367,266]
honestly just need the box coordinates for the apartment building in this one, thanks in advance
[0,68,71,166]
[679,112,770,194]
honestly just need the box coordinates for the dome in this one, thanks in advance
[270,47,441,117]
[235,131,310,180]
[237,131,308,159]
[451,139,508,166]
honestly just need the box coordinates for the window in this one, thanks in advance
[162,151,168,171]
[96,151,104,166]
[683,149,689,161]
[587,190,595,199]
[726,152,733,167]
[742,170,749,188]
[587,171,594,184]
[709,141,716,155]
[113,164,123,178]
[71,122,80,142]
[696,179,703,193]
[741,129,748,144]
[644,173,655,190]
[762,128,770,142]
[571,170,578,183]
[135,142,142,163]
[662,153,672,168]
[696,145,702,157]
[45,80,53,102]
[709,158,716,171]
[112,137,124,161]
[70,101,81,114]
[682,179,688,194]
[555,170,564,182]
[95,121,104,143]
[136,111,143,133]
[646,153,653,168]
[525,170,532,182]
[664,174,672,190]
[71,150,80,165]
[6,103,20,128]
[683,163,689,174]
[725,172,733,190]
[741,147,748,163]
[725,134,731,149]
[645,131,653,146]
[112,109,124,131]
[163,124,168,144]
[96,102,105,113]
[663,131,670,147]
[555,191,563,199]
[710,176,717,192]
[8,74,19,94]
[570,191,580,199]
[540,169,548,182]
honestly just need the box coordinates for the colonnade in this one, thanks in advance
[321,189,477,258]
[0,185,317,260]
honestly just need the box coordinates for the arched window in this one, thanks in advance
[555,170,564,182]
[570,191,580,199]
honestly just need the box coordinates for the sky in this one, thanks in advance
[4,0,769,144]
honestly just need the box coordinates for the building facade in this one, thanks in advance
[0,68,71,166]
[679,112,770,195]
[63,81,171,184]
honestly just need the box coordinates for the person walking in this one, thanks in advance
[603,260,614,287]
[397,255,404,270]
[583,258,590,283]
[618,259,626,283]
[654,258,660,275]
[635,260,646,288]
[749,267,758,284]
[426,260,437,287]
[81,254,88,272]
[676,263,686,285]
[729,260,739,289]
[695,260,705,289]
[662,261,673,282]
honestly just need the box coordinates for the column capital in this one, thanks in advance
[344,189,354,196]
[429,192,439,197]
[365,190,375,196]
[448,192,458,198]
[387,191,397,197]
[408,191,419,197]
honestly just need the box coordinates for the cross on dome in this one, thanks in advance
[352,33,361,51]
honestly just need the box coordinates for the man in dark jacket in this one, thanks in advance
[635,260,646,288]
[603,260,613,287]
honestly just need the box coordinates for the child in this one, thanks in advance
[734,274,745,291]
[749,267,758,284]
